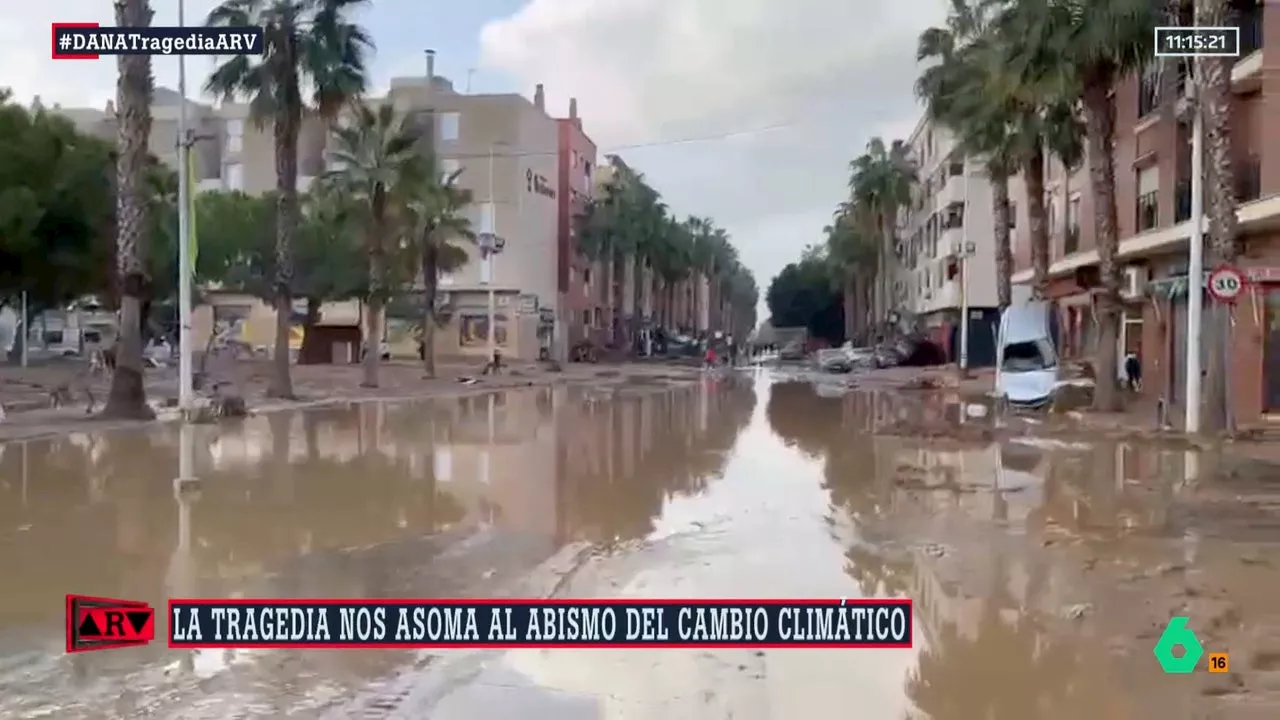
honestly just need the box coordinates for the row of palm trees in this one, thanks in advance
[808,0,1245,424]
[576,161,760,348]
[102,0,758,420]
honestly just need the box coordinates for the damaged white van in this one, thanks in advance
[995,301,1059,408]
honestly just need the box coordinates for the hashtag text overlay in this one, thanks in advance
[52,25,264,59]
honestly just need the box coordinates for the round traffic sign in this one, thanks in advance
[1207,265,1246,303]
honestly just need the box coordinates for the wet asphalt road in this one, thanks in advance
[3,370,1280,718]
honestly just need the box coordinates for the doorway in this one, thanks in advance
[1263,288,1280,412]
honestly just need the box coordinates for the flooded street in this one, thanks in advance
[3,372,1280,718]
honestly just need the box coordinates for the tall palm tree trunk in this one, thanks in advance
[421,243,439,378]
[361,187,387,388]
[1083,77,1123,412]
[1198,0,1241,432]
[1024,141,1050,298]
[992,175,1014,308]
[843,276,857,342]
[269,99,301,399]
[102,0,155,421]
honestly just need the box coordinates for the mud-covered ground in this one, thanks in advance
[2,368,1279,718]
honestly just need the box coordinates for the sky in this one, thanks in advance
[13,0,949,322]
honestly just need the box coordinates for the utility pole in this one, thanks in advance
[1185,68,1205,434]
[177,0,194,413]
[957,156,974,378]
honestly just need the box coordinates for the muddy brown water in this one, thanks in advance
[2,374,1280,718]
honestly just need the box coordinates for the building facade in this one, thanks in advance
[384,73,562,362]
[60,62,569,362]
[1009,3,1278,424]
[899,117,1012,366]
[555,97,601,347]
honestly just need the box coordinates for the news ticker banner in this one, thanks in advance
[65,595,913,651]
[53,24,264,59]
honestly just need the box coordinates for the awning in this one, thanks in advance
[1148,272,1206,301]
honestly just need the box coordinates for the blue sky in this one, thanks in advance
[14,0,947,322]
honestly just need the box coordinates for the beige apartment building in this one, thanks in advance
[1008,3,1278,425]
[897,117,1016,366]
[61,69,566,362]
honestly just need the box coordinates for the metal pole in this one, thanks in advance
[1185,92,1205,433]
[177,0,194,411]
[19,291,28,367]
[959,158,971,375]
[486,145,496,364]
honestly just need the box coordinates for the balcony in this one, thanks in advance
[1136,191,1158,232]
[1175,179,1192,222]
[1235,156,1261,202]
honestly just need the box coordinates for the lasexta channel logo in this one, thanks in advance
[65,594,155,653]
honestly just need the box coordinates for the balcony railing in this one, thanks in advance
[1175,180,1192,222]
[1237,2,1263,56]
[1236,156,1262,202]
[1064,225,1080,255]
[1136,190,1159,231]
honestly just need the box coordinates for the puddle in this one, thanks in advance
[2,374,1279,717]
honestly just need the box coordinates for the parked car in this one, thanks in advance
[814,348,853,373]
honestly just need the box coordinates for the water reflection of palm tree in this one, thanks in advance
[765,381,842,458]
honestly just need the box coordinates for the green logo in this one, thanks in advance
[1153,616,1203,673]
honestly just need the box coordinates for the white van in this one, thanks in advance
[995,301,1059,407]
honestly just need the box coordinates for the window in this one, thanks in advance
[1003,340,1056,372]
[572,150,579,168]
[949,159,964,176]
[1136,165,1159,231]
[225,119,244,154]
[583,267,591,285]
[440,157,461,181]
[1066,195,1082,253]
[438,112,460,141]
[943,201,964,230]
[594,307,603,327]
[459,313,508,347]
[584,161,591,179]
[581,309,591,326]
[1138,63,1159,118]
[1008,202,1017,229]
[224,162,244,190]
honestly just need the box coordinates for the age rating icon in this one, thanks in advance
[1153,616,1204,673]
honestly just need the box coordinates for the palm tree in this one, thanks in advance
[1011,0,1158,411]
[848,138,915,334]
[205,0,373,399]
[323,102,420,388]
[101,0,156,420]
[825,203,878,341]
[1195,0,1242,431]
[398,156,475,378]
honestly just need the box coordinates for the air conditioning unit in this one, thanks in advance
[1122,266,1148,300]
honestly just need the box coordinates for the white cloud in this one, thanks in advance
[479,0,947,300]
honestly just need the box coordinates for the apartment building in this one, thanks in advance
[899,117,1009,366]
[59,87,330,194]
[556,98,601,347]
[1009,2,1279,424]
[62,65,568,362]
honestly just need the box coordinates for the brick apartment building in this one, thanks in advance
[1010,2,1279,425]
[555,96,601,348]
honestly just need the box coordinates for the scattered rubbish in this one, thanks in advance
[456,377,479,385]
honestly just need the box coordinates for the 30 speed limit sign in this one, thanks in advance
[1207,265,1246,303]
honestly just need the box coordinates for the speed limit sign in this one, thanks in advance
[1207,265,1246,303]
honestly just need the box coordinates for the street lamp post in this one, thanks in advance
[480,142,509,368]
[1184,73,1206,434]
[953,240,976,378]
[177,0,194,412]
[955,156,975,379]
